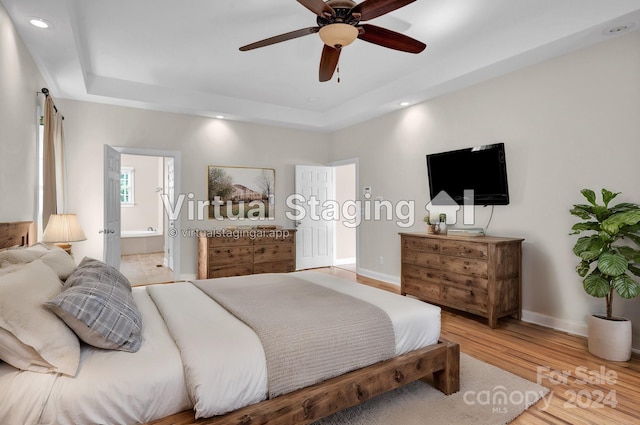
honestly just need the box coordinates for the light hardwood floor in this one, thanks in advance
[316,267,640,425]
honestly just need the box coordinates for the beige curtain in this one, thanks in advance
[42,96,57,229]
[42,95,66,228]
[54,110,66,213]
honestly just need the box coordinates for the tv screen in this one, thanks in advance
[426,143,509,206]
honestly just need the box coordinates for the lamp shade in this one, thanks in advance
[42,214,87,243]
[319,23,358,48]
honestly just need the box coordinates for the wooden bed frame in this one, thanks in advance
[0,221,460,425]
[149,340,459,425]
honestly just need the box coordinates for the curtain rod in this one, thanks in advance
[39,87,64,120]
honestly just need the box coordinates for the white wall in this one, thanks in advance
[58,100,330,277]
[0,2,45,222]
[120,154,163,232]
[328,30,640,348]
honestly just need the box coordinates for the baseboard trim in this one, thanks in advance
[521,310,588,338]
[521,310,640,355]
[356,267,400,286]
[180,273,197,281]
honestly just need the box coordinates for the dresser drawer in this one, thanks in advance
[208,236,253,248]
[208,263,253,278]
[208,246,253,266]
[402,276,440,303]
[441,286,487,315]
[402,236,439,253]
[401,249,441,269]
[441,271,488,293]
[254,244,294,263]
[440,240,488,259]
[402,263,441,285]
[253,260,294,274]
[444,257,488,278]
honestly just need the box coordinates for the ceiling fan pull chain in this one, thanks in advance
[337,62,341,83]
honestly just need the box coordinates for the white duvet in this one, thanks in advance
[0,271,440,425]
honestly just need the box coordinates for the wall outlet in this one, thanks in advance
[379,256,384,265]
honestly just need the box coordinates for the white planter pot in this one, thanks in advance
[587,315,632,362]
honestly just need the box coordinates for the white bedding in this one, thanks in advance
[0,287,190,425]
[0,271,440,425]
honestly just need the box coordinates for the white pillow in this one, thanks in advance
[0,243,48,265]
[0,243,76,281]
[39,247,77,280]
[0,260,80,376]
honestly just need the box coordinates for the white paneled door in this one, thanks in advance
[103,145,121,269]
[294,165,334,270]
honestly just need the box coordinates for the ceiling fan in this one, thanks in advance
[239,0,426,82]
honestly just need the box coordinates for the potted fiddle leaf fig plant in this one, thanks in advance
[571,188,640,361]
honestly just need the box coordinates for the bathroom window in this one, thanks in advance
[121,167,135,207]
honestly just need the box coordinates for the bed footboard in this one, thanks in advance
[148,339,460,425]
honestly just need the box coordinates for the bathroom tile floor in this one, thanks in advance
[120,252,175,286]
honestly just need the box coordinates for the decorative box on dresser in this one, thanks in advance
[198,229,296,279]
[399,232,524,328]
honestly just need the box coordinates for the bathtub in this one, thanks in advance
[120,229,164,255]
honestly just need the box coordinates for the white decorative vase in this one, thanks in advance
[587,315,632,362]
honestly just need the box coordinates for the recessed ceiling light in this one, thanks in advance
[603,23,635,36]
[400,102,410,107]
[29,18,52,29]
[215,115,224,120]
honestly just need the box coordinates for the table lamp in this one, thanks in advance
[42,214,87,255]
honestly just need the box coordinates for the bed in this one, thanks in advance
[0,221,459,425]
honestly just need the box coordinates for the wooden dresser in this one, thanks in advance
[400,232,524,328]
[198,229,296,279]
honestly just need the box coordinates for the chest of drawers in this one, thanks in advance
[400,233,523,328]
[198,229,296,279]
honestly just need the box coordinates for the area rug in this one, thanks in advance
[314,353,549,425]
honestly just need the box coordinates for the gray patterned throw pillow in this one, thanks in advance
[45,257,143,352]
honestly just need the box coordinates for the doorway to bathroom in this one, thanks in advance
[118,153,173,285]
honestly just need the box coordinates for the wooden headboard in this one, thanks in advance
[0,221,36,249]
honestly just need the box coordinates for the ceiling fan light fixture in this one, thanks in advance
[319,23,358,48]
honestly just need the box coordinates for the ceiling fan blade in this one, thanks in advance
[240,27,320,51]
[297,0,335,18]
[319,45,341,82]
[358,24,425,53]
[351,0,416,21]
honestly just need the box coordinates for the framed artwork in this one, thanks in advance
[207,165,275,219]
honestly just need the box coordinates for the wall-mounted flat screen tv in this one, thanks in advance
[426,143,509,206]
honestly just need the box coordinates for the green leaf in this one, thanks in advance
[601,189,620,207]
[612,274,640,299]
[597,252,628,276]
[583,271,611,298]
[576,261,591,277]
[616,246,640,262]
[570,205,594,220]
[628,264,640,278]
[610,203,640,213]
[602,210,640,234]
[593,205,611,222]
[573,236,606,261]
[570,222,599,234]
[581,189,596,206]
